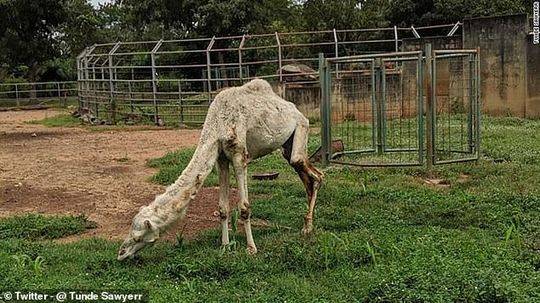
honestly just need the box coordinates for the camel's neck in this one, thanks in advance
[147,131,219,232]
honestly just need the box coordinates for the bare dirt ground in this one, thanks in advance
[0,109,239,241]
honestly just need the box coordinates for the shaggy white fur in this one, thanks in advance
[118,79,323,260]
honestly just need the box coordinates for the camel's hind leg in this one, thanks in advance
[217,153,230,246]
[283,118,324,235]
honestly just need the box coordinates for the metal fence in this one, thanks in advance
[76,23,463,125]
[318,45,480,167]
[0,81,78,108]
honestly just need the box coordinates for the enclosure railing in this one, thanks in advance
[76,22,463,125]
[0,81,78,108]
[318,45,481,167]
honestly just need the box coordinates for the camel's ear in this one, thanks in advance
[144,220,153,230]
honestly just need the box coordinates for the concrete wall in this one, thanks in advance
[401,36,463,51]
[283,14,540,119]
[526,34,540,118]
[464,14,532,117]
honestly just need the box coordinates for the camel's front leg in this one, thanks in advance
[231,152,257,254]
[217,155,230,246]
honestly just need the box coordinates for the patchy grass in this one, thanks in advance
[29,113,179,132]
[28,113,81,127]
[0,214,95,240]
[1,117,540,302]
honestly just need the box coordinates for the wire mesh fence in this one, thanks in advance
[319,47,480,167]
[432,50,480,164]
[76,23,463,126]
[0,81,77,109]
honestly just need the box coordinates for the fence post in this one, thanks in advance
[319,53,331,166]
[424,43,434,171]
[394,26,399,52]
[76,56,82,109]
[151,40,163,125]
[375,58,384,155]
[15,84,19,107]
[108,42,121,124]
[128,81,133,114]
[239,35,245,83]
[333,29,339,75]
[57,82,63,107]
[178,80,183,126]
[475,47,481,159]
[206,36,215,103]
[275,32,283,83]
[417,53,425,165]
[468,54,474,153]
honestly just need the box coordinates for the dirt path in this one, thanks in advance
[0,110,237,241]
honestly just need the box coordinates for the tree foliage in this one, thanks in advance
[0,0,531,82]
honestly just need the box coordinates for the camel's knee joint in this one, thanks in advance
[240,207,251,220]
[219,209,228,220]
[290,157,305,168]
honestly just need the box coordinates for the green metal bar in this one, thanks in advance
[467,54,474,153]
[475,47,481,159]
[319,53,330,166]
[383,147,419,152]
[370,59,377,151]
[431,47,439,165]
[330,160,422,167]
[324,59,332,162]
[375,58,383,155]
[434,157,478,165]
[381,60,387,152]
[417,53,425,165]
[332,148,377,157]
[424,44,434,171]
[435,149,474,154]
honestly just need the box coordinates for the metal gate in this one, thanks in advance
[318,46,480,168]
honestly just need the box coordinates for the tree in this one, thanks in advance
[386,0,528,26]
[0,0,68,81]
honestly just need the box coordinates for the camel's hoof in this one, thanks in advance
[246,245,258,255]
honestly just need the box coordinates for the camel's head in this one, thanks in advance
[117,206,160,261]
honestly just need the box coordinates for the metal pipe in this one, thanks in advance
[394,25,399,51]
[206,36,216,102]
[447,22,461,36]
[275,32,283,82]
[239,34,246,82]
[411,26,421,38]
[424,44,434,171]
[108,42,121,123]
[151,39,163,124]
[329,51,422,62]
[434,49,478,54]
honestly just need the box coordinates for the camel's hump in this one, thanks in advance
[242,79,274,94]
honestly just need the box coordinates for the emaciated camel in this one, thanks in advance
[118,79,323,261]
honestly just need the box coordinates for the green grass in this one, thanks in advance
[28,113,82,127]
[29,113,182,132]
[1,117,539,302]
[0,214,95,240]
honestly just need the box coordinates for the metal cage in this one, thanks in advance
[318,45,481,167]
[76,23,464,126]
